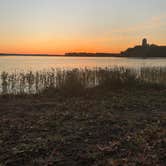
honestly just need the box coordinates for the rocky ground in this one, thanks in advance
[0,88,166,166]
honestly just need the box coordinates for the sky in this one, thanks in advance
[0,0,166,54]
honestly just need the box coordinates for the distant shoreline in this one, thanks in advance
[0,54,166,58]
[0,54,122,57]
[0,54,166,59]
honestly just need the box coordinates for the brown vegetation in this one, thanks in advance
[1,67,166,95]
[0,89,165,165]
[0,67,166,165]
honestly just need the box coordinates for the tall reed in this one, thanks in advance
[0,67,166,95]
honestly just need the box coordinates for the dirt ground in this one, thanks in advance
[0,89,166,166]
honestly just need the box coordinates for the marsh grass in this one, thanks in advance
[1,67,166,95]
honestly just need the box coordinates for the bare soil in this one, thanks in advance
[0,89,166,166]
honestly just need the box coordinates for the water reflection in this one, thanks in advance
[0,56,166,72]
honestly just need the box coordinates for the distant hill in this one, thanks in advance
[121,45,166,57]
[121,39,166,57]
[147,46,166,57]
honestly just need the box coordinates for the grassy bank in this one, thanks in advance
[1,67,166,95]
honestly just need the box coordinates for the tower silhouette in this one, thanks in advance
[142,38,148,47]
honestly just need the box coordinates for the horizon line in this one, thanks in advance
[0,52,121,56]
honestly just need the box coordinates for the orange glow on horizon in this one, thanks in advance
[1,35,164,55]
[0,39,130,55]
[0,48,116,55]
[0,48,123,55]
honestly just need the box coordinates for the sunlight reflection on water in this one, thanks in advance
[0,56,166,72]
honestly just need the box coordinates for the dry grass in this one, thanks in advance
[1,67,166,95]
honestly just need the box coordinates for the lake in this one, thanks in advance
[0,56,166,72]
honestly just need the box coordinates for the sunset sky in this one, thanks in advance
[0,0,166,54]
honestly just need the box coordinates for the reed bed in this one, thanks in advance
[0,67,166,95]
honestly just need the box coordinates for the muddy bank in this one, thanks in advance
[0,89,166,166]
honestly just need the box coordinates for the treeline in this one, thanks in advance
[65,52,121,57]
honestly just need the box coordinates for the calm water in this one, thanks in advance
[0,56,166,72]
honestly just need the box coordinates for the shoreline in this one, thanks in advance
[0,54,166,59]
[1,54,166,58]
